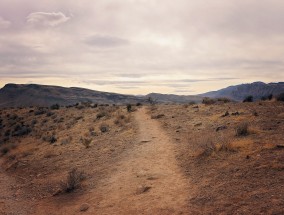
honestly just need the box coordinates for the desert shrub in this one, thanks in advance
[243,95,253,102]
[261,96,266,101]
[136,102,142,106]
[12,125,31,136]
[221,111,229,117]
[1,147,9,155]
[9,114,18,120]
[60,168,85,193]
[76,105,85,110]
[114,114,129,126]
[50,136,57,143]
[151,114,165,119]
[50,104,60,110]
[218,136,235,152]
[217,97,231,103]
[235,122,249,136]
[198,136,217,157]
[92,103,98,108]
[147,97,156,105]
[4,129,10,137]
[46,111,55,117]
[43,135,57,144]
[268,94,273,100]
[82,138,92,148]
[127,104,132,112]
[75,116,83,121]
[61,137,72,145]
[35,109,47,116]
[100,124,109,133]
[31,119,37,125]
[188,101,196,105]
[96,111,107,119]
[276,93,284,102]
[202,97,216,105]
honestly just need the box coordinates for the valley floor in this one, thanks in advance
[0,103,284,214]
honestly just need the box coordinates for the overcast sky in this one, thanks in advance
[0,0,284,94]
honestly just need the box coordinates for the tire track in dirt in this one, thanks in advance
[94,107,190,214]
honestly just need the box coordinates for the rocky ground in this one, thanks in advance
[0,101,283,214]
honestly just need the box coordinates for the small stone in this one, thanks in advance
[80,203,90,212]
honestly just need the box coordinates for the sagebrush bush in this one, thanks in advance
[277,93,284,102]
[60,168,85,193]
[127,104,132,112]
[100,124,109,133]
[235,122,249,136]
[50,104,60,110]
[202,97,216,105]
[243,96,253,102]
[82,138,92,148]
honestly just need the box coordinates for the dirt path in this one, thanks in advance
[92,107,190,214]
[0,163,32,215]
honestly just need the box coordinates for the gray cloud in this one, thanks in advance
[85,35,129,48]
[26,12,70,27]
[0,16,11,29]
[0,0,284,94]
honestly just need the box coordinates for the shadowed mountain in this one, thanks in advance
[0,84,144,107]
[199,82,284,101]
[1,82,283,107]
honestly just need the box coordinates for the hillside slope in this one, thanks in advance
[200,82,284,101]
[0,84,144,107]
[146,93,203,104]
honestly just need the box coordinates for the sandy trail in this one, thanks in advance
[93,107,189,214]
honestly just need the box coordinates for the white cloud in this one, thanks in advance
[0,0,284,94]
[0,16,11,29]
[26,12,70,27]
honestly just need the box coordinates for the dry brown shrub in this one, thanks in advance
[60,168,85,193]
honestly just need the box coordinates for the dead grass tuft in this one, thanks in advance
[235,122,249,137]
[60,168,86,193]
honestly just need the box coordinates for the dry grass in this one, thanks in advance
[235,122,249,137]
[60,168,86,193]
[82,138,92,148]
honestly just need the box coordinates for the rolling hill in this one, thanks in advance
[0,83,144,107]
[200,82,284,101]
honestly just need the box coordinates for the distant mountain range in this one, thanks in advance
[0,82,283,107]
[200,82,284,101]
[0,84,144,107]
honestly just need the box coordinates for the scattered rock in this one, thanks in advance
[216,125,227,132]
[80,203,90,212]
[194,123,202,127]
[276,144,284,149]
[151,114,165,119]
[136,185,151,194]
[141,140,151,143]
[221,111,229,117]
[52,189,62,196]
[231,111,240,116]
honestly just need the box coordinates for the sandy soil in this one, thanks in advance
[0,106,190,214]
[1,102,284,214]
[92,107,189,214]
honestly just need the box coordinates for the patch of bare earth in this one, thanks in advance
[0,105,189,214]
[150,102,284,214]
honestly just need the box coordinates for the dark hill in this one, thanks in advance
[200,82,284,101]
